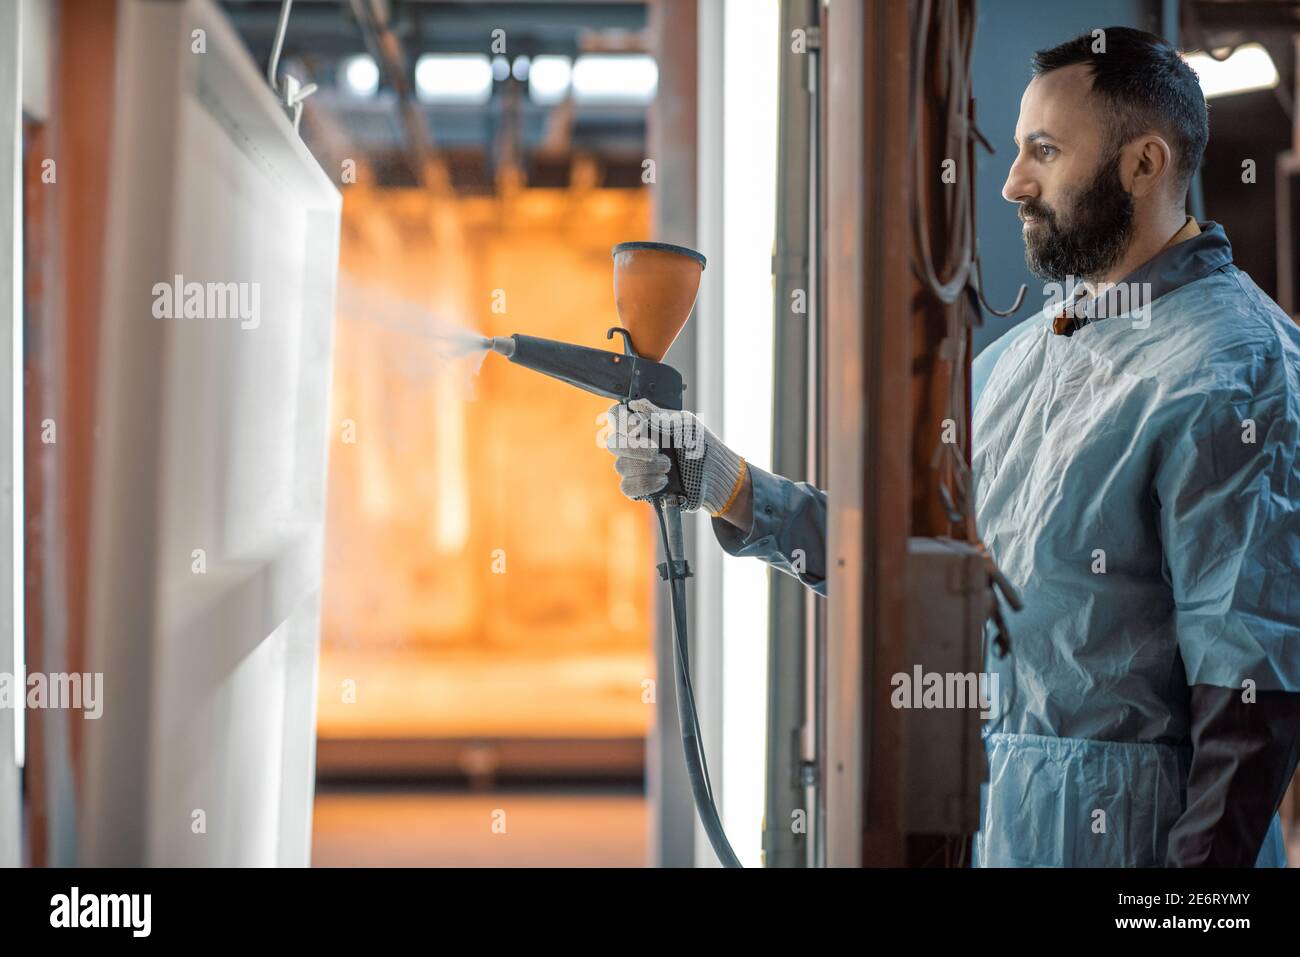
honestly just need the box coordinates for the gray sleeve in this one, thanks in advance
[709,463,828,597]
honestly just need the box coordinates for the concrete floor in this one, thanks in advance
[311,785,646,867]
[312,785,1300,867]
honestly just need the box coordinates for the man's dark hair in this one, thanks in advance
[1031,27,1209,199]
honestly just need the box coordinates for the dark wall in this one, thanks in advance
[970,0,1156,354]
[1198,87,1293,305]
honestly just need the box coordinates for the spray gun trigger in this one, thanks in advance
[606,327,640,357]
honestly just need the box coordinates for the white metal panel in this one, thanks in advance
[81,0,340,866]
[719,0,778,869]
[20,0,51,120]
[0,0,25,873]
[693,0,782,870]
[690,0,724,870]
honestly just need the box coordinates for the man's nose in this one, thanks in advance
[1002,154,1038,205]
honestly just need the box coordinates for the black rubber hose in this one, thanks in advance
[654,499,743,868]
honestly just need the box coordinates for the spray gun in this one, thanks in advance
[485,329,689,497]
[484,242,742,868]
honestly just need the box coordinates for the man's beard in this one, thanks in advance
[1021,150,1135,284]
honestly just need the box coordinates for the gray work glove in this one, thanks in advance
[603,398,746,515]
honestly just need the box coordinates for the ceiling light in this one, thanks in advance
[414,54,494,105]
[571,55,658,105]
[339,54,380,98]
[1183,43,1278,99]
[528,55,572,105]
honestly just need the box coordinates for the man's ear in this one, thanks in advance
[1123,134,1173,199]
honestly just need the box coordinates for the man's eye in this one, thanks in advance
[1037,144,1057,159]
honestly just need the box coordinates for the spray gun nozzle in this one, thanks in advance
[486,336,516,358]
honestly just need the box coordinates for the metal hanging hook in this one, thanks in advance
[266,0,317,132]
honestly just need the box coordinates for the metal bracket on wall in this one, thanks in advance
[265,0,317,132]
[902,537,995,839]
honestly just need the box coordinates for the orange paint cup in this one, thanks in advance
[611,242,706,362]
